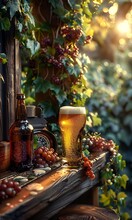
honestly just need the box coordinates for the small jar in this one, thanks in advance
[0,141,10,172]
[26,105,36,117]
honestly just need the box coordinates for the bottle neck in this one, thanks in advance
[16,99,27,121]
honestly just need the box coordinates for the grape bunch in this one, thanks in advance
[82,156,95,180]
[0,179,21,201]
[65,44,79,58]
[55,44,65,56]
[33,146,60,168]
[51,74,62,85]
[82,133,116,156]
[47,56,63,69]
[61,26,82,42]
[40,37,51,48]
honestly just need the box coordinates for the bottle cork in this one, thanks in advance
[0,141,10,172]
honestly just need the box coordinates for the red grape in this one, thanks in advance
[0,191,6,199]
[83,133,116,156]
[82,156,95,180]
[37,148,43,155]
[5,188,14,196]
[33,146,60,168]
[13,181,20,187]
[7,181,14,188]
[15,186,21,193]
[0,178,22,201]
[1,184,7,190]
[82,133,117,180]
[42,151,47,158]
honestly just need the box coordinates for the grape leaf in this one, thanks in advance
[120,174,129,189]
[56,91,67,104]
[121,212,131,220]
[0,53,7,64]
[90,112,102,126]
[26,39,40,56]
[127,88,132,98]
[117,192,127,200]
[93,0,103,4]
[7,0,20,19]
[34,78,50,93]
[0,17,10,31]
[108,189,116,199]
[85,89,92,98]
[41,102,57,118]
[125,102,132,111]
[100,194,110,206]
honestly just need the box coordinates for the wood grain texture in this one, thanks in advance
[0,19,21,141]
[5,20,21,139]
[0,92,2,141]
[55,205,119,220]
[0,31,4,141]
[0,152,109,220]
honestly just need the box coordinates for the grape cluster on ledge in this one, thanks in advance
[82,133,117,180]
[33,146,60,168]
[0,179,21,201]
[82,156,95,180]
[82,133,117,156]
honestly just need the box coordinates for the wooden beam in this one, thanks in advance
[0,20,21,141]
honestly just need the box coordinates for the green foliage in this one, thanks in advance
[116,79,132,147]
[7,0,20,19]
[0,53,7,64]
[0,0,35,31]
[26,39,40,56]
[21,0,101,120]
[100,151,130,219]
[0,53,7,81]
[83,60,131,218]
[0,0,36,55]
[85,61,132,148]
[88,112,102,126]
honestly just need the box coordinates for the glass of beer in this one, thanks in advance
[59,106,86,167]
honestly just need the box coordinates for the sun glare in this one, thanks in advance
[109,3,118,16]
[116,20,131,35]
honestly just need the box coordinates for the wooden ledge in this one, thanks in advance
[0,151,109,220]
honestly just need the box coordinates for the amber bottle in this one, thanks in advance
[10,94,34,172]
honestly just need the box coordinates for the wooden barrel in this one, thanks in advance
[55,205,120,220]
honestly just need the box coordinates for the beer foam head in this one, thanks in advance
[60,106,86,114]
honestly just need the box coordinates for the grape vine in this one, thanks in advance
[81,133,117,180]
[81,132,129,219]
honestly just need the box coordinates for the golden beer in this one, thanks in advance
[59,106,86,166]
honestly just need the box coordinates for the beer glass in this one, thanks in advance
[59,106,86,167]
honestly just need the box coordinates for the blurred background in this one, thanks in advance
[84,1,132,215]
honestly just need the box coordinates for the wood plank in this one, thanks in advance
[0,152,109,220]
[0,20,21,141]
[0,31,4,141]
[0,92,2,141]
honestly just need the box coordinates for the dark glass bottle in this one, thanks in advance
[10,94,34,172]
